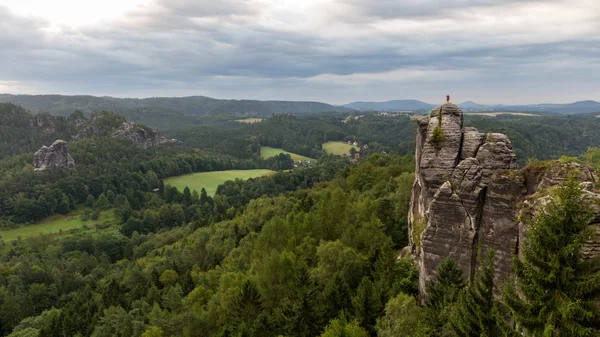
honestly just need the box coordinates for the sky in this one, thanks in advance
[0,0,599,105]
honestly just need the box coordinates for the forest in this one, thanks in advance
[0,102,599,336]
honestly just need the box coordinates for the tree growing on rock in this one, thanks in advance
[503,178,600,336]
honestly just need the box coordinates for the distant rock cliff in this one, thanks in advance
[33,140,75,171]
[408,103,600,296]
[112,122,181,149]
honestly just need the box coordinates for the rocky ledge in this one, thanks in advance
[112,122,181,149]
[33,140,75,171]
[408,103,599,296]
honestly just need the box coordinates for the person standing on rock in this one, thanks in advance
[446,95,450,103]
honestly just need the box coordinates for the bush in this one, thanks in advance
[430,127,445,146]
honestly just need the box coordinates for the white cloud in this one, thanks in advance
[0,0,599,103]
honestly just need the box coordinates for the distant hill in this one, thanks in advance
[343,99,435,111]
[0,94,352,120]
[343,99,600,114]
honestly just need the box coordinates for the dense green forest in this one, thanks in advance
[0,154,415,336]
[465,113,600,165]
[1,102,599,336]
[166,113,417,159]
[2,151,598,336]
[0,94,350,120]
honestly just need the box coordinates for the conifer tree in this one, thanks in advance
[449,250,501,337]
[280,268,323,337]
[228,280,264,328]
[503,178,600,336]
[352,277,384,336]
[425,258,465,336]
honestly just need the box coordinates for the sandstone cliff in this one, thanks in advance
[408,103,600,296]
[33,140,75,171]
[112,122,181,149]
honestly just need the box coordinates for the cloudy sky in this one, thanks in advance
[0,0,598,104]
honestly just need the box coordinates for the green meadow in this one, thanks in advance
[0,208,117,242]
[260,146,314,161]
[322,141,360,156]
[164,169,276,196]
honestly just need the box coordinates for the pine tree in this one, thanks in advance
[280,268,323,337]
[228,280,264,328]
[352,277,384,336]
[425,258,465,336]
[449,250,501,337]
[182,187,192,205]
[94,193,110,210]
[503,178,600,336]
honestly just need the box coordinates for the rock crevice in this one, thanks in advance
[408,103,599,296]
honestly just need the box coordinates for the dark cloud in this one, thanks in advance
[0,0,599,104]
[340,0,552,18]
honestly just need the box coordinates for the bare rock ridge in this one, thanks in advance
[33,140,75,171]
[408,103,600,296]
[112,122,182,149]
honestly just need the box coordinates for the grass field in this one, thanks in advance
[467,112,540,117]
[164,169,276,195]
[236,118,263,124]
[261,146,314,161]
[322,141,360,156]
[0,208,116,242]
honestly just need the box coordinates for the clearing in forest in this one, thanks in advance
[322,141,360,156]
[235,118,263,123]
[164,169,276,196]
[260,146,314,161]
[0,208,117,242]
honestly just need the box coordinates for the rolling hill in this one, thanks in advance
[0,94,352,119]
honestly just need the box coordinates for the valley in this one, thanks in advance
[2,1,599,335]
[0,101,598,337]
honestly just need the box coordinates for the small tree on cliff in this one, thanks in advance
[503,177,600,336]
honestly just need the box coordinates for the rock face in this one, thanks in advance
[33,140,75,171]
[408,103,600,296]
[112,122,181,149]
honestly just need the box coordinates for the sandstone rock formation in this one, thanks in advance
[33,140,75,171]
[408,103,600,296]
[112,122,181,149]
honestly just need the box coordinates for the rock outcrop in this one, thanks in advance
[33,140,75,171]
[408,103,600,296]
[112,122,181,149]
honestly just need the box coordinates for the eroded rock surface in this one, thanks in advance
[408,103,600,296]
[33,140,75,171]
[112,122,181,149]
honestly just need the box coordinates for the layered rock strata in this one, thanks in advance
[112,122,181,149]
[408,103,599,296]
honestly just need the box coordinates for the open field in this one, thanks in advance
[322,141,360,156]
[164,169,276,195]
[409,114,428,120]
[0,208,116,242]
[261,146,314,161]
[235,118,263,124]
[467,112,540,117]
